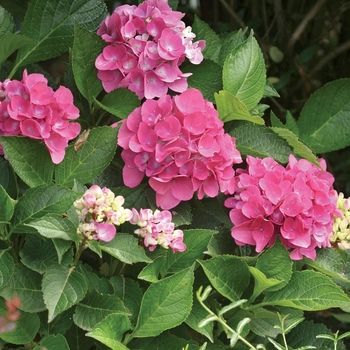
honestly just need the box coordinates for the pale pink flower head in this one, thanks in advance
[117,88,242,209]
[0,70,81,164]
[225,155,339,260]
[130,207,186,252]
[95,0,205,99]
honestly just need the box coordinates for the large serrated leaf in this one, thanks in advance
[95,89,140,120]
[42,265,87,322]
[198,255,250,302]
[270,127,319,166]
[263,270,350,312]
[132,265,194,338]
[0,136,54,188]
[215,90,265,124]
[218,29,245,67]
[0,310,40,345]
[161,229,215,276]
[73,290,130,331]
[230,123,292,164]
[223,32,266,111]
[0,264,45,312]
[99,234,151,265]
[0,157,17,199]
[298,79,350,153]
[0,250,14,289]
[55,126,118,187]
[86,313,131,350]
[0,185,14,222]
[0,6,15,37]
[33,334,70,350]
[10,185,79,234]
[10,0,107,76]
[72,24,105,106]
[182,59,223,103]
[192,15,221,63]
[0,34,34,67]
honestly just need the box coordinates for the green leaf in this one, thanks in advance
[223,32,266,111]
[0,6,15,37]
[52,239,74,265]
[10,185,78,234]
[33,334,70,350]
[215,90,265,124]
[55,126,118,187]
[198,256,250,302]
[99,233,152,264]
[86,313,131,350]
[27,214,79,241]
[230,123,292,164]
[192,15,221,63]
[78,263,113,295]
[19,235,60,274]
[248,267,282,302]
[95,88,140,120]
[73,290,130,331]
[72,24,105,106]
[0,250,14,288]
[0,157,17,199]
[0,136,54,188]
[42,265,87,322]
[0,310,40,345]
[298,79,350,153]
[270,127,319,166]
[218,29,245,67]
[161,229,215,276]
[132,265,194,338]
[137,256,166,283]
[0,185,14,222]
[65,323,95,350]
[10,0,107,76]
[0,34,34,67]
[182,59,223,103]
[0,264,45,312]
[110,276,143,323]
[255,239,293,292]
[263,79,280,98]
[263,270,350,312]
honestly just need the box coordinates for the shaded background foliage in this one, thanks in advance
[1,0,350,346]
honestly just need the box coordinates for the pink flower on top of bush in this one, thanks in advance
[130,208,186,252]
[0,69,81,164]
[95,0,205,99]
[117,88,242,209]
[224,155,339,260]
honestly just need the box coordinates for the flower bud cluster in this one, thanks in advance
[330,192,350,250]
[74,185,132,242]
[95,0,205,99]
[117,88,242,209]
[225,155,339,260]
[130,208,186,252]
[0,69,81,164]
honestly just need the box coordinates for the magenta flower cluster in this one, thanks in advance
[224,155,339,260]
[74,185,133,242]
[95,0,205,99]
[117,88,242,209]
[130,208,186,252]
[0,70,81,164]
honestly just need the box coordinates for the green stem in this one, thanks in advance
[74,236,88,266]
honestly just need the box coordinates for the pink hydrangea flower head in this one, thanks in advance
[130,208,186,252]
[0,70,81,164]
[225,154,339,260]
[74,185,132,242]
[95,0,205,99]
[117,88,242,209]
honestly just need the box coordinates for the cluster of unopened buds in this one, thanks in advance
[117,88,242,209]
[330,192,350,250]
[74,185,133,242]
[0,297,20,334]
[0,69,81,164]
[130,208,186,252]
[225,155,339,260]
[95,0,205,99]
[74,185,186,252]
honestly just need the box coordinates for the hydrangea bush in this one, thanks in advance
[0,0,350,349]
